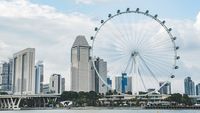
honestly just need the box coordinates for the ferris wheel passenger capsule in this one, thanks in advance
[90,36,94,40]
[174,66,179,69]
[145,10,149,14]
[117,10,120,14]
[136,8,139,12]
[154,14,158,18]
[95,27,98,31]
[176,46,179,50]
[101,20,104,23]
[162,20,166,24]
[171,75,175,78]
[172,37,176,40]
[168,28,172,32]
[108,14,112,18]
[126,8,130,12]
[176,56,180,60]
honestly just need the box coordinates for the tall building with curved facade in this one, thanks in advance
[71,35,94,92]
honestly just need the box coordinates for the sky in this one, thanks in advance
[0,0,200,93]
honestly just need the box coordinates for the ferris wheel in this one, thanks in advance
[91,8,179,95]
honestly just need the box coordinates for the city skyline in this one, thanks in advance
[0,0,200,93]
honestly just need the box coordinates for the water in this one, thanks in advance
[1,109,200,113]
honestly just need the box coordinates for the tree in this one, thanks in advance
[126,91,132,95]
[106,90,113,95]
[0,92,8,95]
[87,91,98,106]
[182,94,193,106]
[61,91,78,101]
[166,93,182,104]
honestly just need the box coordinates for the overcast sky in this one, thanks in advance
[0,0,200,93]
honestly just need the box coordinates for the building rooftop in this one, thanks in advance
[72,35,89,48]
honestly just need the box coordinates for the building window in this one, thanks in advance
[52,81,54,87]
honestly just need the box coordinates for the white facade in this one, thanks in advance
[49,74,62,94]
[71,35,94,92]
[126,76,132,92]
[43,84,49,94]
[35,61,44,94]
[12,48,35,95]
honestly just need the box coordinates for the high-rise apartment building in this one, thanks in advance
[0,59,13,93]
[93,58,107,94]
[61,77,65,93]
[112,75,132,93]
[49,74,62,94]
[184,77,195,95]
[35,61,44,94]
[159,81,171,94]
[12,48,35,95]
[71,35,94,92]
[196,83,200,95]
[43,84,49,94]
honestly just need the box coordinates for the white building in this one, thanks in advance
[35,61,44,94]
[49,74,62,94]
[12,48,35,95]
[43,84,49,94]
[126,76,132,92]
[71,35,94,92]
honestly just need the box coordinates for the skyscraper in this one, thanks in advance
[159,82,171,94]
[71,35,94,92]
[121,73,127,93]
[43,84,49,94]
[196,83,200,95]
[112,75,132,93]
[12,48,35,95]
[49,74,62,94]
[0,59,13,93]
[107,77,112,91]
[35,61,44,94]
[0,65,2,91]
[61,77,65,93]
[184,77,195,95]
[93,57,107,94]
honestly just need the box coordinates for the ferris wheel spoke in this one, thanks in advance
[100,26,131,51]
[136,21,156,50]
[138,68,147,92]
[104,22,130,50]
[142,55,173,76]
[120,14,133,45]
[143,46,174,52]
[124,55,133,73]
[139,26,165,49]
[143,51,174,57]
[143,54,174,65]
[143,39,172,50]
[128,57,134,74]
[107,20,131,48]
[138,54,159,83]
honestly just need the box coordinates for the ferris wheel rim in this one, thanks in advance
[91,8,179,93]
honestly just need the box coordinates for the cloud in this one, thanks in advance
[194,12,200,31]
[75,0,115,4]
[0,0,200,93]
[0,0,96,90]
